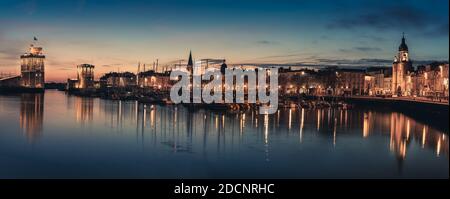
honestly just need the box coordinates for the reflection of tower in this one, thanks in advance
[363,112,371,138]
[75,97,94,123]
[392,33,413,96]
[389,112,411,173]
[77,64,95,89]
[20,44,45,89]
[20,93,44,142]
[264,114,270,161]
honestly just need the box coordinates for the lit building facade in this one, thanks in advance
[138,70,172,91]
[99,72,136,88]
[278,68,319,95]
[20,44,45,89]
[392,35,413,96]
[413,63,449,98]
[364,67,392,96]
[76,64,95,89]
[334,69,365,96]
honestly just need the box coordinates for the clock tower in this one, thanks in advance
[392,33,413,96]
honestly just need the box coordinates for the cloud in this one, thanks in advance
[422,22,449,37]
[360,35,387,42]
[0,48,22,61]
[327,2,448,38]
[165,59,186,64]
[101,63,122,68]
[250,52,313,61]
[239,57,393,68]
[354,47,382,52]
[328,5,426,30]
[338,49,352,53]
[239,57,448,69]
[338,47,382,53]
[244,58,379,68]
[56,67,73,71]
[260,54,301,59]
[199,59,226,64]
[256,40,279,45]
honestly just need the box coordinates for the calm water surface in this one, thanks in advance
[0,91,448,178]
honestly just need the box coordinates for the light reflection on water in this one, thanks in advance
[0,90,448,178]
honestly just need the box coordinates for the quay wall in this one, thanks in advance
[335,96,448,131]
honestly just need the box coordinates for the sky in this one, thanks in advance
[0,0,448,82]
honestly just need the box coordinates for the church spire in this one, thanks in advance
[399,32,408,51]
[187,50,193,67]
[401,32,406,45]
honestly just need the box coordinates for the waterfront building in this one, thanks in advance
[364,67,392,96]
[99,72,137,88]
[76,64,95,89]
[383,77,393,95]
[278,67,366,96]
[334,68,365,96]
[414,63,449,98]
[364,75,376,95]
[440,64,449,97]
[278,68,317,95]
[0,42,45,91]
[137,70,172,91]
[66,64,95,91]
[392,34,413,96]
[20,44,45,89]
[66,79,78,90]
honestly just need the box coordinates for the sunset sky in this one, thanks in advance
[0,0,448,82]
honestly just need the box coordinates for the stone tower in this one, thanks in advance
[392,33,412,96]
[20,44,45,89]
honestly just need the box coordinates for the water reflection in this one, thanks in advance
[19,93,44,142]
[74,97,94,124]
[299,108,304,143]
[3,92,448,178]
[92,100,449,161]
[16,94,449,160]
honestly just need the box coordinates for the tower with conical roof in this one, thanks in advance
[392,33,413,96]
[398,33,408,52]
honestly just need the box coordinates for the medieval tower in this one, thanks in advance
[392,34,413,96]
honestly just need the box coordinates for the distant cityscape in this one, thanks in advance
[0,35,448,104]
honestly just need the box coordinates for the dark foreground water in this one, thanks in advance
[0,91,448,178]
